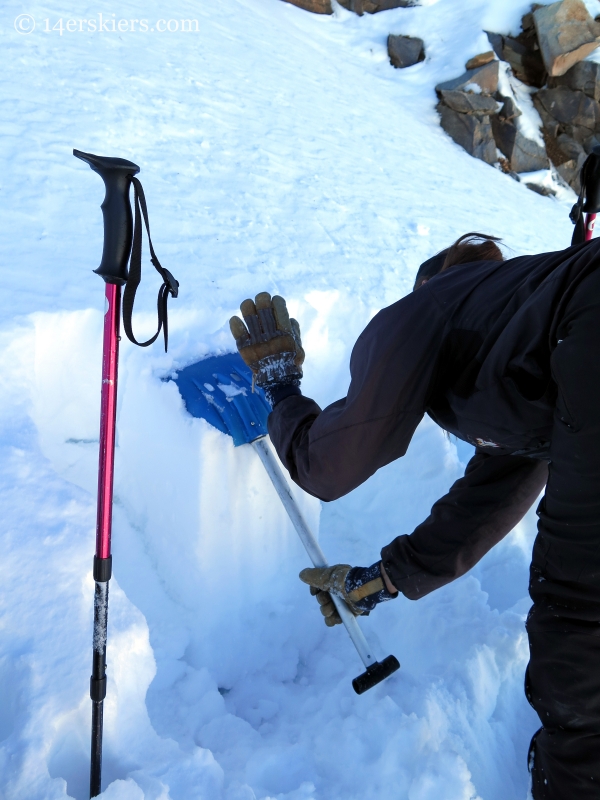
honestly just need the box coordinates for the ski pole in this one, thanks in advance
[74,150,140,798]
[585,213,596,241]
[251,437,400,694]
[570,146,600,244]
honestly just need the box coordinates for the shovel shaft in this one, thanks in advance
[251,437,376,668]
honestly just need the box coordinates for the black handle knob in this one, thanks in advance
[74,149,140,284]
[352,655,400,695]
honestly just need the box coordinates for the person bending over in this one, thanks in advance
[229,232,600,800]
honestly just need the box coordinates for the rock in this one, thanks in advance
[540,131,585,191]
[525,182,557,196]
[534,96,561,138]
[556,158,583,191]
[486,32,504,60]
[502,35,547,87]
[550,60,600,101]
[556,132,587,161]
[533,0,600,77]
[438,104,497,164]
[498,97,522,122]
[535,86,600,135]
[337,0,418,12]
[388,35,425,69]
[366,0,419,8]
[435,61,499,95]
[440,90,498,115]
[583,134,600,153]
[282,0,332,12]
[486,14,547,88]
[491,117,549,172]
[465,51,495,70]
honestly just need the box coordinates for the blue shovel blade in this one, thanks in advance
[172,352,270,446]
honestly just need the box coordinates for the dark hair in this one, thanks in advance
[413,233,504,290]
[441,232,503,270]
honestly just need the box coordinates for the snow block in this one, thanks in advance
[173,353,270,446]
[533,0,600,77]
[387,35,425,69]
[437,105,496,164]
[435,61,499,96]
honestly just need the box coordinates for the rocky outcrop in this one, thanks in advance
[491,116,549,172]
[486,14,546,87]
[533,0,600,77]
[282,0,332,13]
[550,60,600,101]
[388,35,425,69]
[437,105,497,164]
[338,0,418,13]
[363,0,418,9]
[435,64,500,165]
[439,91,498,115]
[436,61,500,95]
[533,83,600,191]
[534,86,600,142]
[433,2,600,192]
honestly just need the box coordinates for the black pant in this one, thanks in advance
[528,266,600,798]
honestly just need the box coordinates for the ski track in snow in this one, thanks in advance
[0,0,584,797]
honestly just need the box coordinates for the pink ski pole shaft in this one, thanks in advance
[89,282,121,796]
[585,213,596,241]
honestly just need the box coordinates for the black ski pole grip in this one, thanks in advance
[73,149,140,284]
[582,145,600,214]
[352,655,400,695]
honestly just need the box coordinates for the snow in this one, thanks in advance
[497,62,546,149]
[0,0,586,798]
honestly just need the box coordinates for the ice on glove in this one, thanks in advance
[229,293,304,389]
[300,562,398,626]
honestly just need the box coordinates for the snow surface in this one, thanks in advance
[0,0,591,798]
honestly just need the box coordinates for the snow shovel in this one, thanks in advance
[174,353,400,694]
[570,145,600,244]
[74,149,179,798]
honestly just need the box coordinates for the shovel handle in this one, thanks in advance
[251,437,400,692]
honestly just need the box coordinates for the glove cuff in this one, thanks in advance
[345,562,398,614]
[252,352,303,387]
[264,379,302,407]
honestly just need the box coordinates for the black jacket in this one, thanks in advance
[268,240,600,598]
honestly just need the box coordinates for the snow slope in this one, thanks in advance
[0,0,589,797]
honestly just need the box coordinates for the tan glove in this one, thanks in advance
[300,565,364,627]
[300,563,397,627]
[229,293,304,388]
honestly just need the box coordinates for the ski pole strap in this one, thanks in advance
[122,177,179,352]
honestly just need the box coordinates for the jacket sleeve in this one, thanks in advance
[380,451,548,600]
[267,291,444,501]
